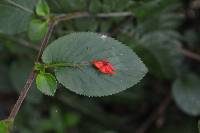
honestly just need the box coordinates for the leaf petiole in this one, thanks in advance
[44,62,83,68]
[34,62,84,71]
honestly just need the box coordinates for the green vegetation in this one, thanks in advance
[0,0,199,133]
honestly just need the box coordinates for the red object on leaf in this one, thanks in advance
[92,59,116,75]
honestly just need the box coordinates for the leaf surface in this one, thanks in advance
[28,19,48,41]
[36,72,57,96]
[36,0,50,16]
[172,74,200,116]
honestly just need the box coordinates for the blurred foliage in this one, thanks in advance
[172,74,200,116]
[0,0,199,133]
[0,0,37,34]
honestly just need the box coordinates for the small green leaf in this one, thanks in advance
[172,74,200,116]
[36,72,57,96]
[36,0,50,16]
[28,19,48,41]
[0,119,14,133]
[42,32,147,97]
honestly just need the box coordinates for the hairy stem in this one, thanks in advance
[8,21,55,120]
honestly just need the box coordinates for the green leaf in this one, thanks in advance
[42,32,147,96]
[36,0,50,16]
[172,74,200,116]
[0,0,37,34]
[0,119,14,133]
[36,72,57,96]
[28,19,48,41]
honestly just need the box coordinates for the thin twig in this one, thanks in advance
[97,12,133,17]
[55,11,133,22]
[8,21,55,120]
[135,95,172,133]
[8,71,36,120]
[36,21,55,62]
[178,46,200,62]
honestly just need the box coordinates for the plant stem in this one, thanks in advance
[8,71,36,120]
[8,21,55,120]
[178,46,200,62]
[36,21,55,61]
[55,11,133,22]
